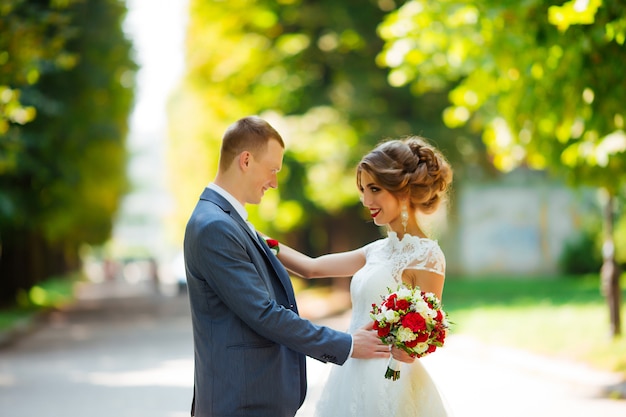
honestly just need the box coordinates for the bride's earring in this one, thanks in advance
[401,204,409,233]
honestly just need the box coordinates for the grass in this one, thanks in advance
[0,275,77,332]
[443,274,626,377]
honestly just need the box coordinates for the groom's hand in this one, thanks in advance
[350,322,391,359]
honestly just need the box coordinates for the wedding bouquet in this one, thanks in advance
[370,285,449,381]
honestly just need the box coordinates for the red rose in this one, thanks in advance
[266,239,279,248]
[416,332,429,343]
[395,299,411,311]
[435,310,443,321]
[427,344,437,354]
[374,321,391,337]
[383,293,398,310]
[405,339,419,348]
[401,312,427,332]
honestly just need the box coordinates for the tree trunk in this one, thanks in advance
[0,232,22,306]
[0,229,78,307]
[0,229,41,306]
[600,191,622,338]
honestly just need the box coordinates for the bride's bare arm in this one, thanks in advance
[277,242,366,279]
[402,269,445,300]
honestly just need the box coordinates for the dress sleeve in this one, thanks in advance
[362,238,382,259]
[404,240,446,276]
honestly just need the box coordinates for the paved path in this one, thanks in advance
[0,280,624,417]
[0,281,194,417]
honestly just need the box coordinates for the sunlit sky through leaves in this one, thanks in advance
[124,0,188,139]
[112,0,188,257]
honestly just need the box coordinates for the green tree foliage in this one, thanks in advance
[168,0,489,253]
[377,0,625,335]
[0,0,78,177]
[0,0,136,306]
[378,0,625,187]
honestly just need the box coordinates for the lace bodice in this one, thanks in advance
[348,232,445,333]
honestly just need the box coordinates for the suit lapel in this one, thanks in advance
[200,188,297,310]
[255,232,298,312]
[200,188,258,242]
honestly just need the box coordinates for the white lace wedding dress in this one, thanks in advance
[314,232,453,417]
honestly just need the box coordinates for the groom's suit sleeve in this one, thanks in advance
[188,212,352,364]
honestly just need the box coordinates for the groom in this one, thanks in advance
[184,116,389,417]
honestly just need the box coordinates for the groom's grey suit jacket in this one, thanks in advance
[184,188,352,417]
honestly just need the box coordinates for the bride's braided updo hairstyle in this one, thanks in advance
[357,136,453,214]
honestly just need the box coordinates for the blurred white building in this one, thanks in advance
[446,169,597,276]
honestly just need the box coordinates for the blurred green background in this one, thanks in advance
[1,0,625,379]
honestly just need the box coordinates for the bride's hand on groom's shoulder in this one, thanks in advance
[350,322,391,360]
[391,346,416,364]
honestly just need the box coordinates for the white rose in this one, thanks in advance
[415,342,429,354]
[396,326,417,343]
[426,308,438,319]
[396,287,412,299]
[413,298,430,316]
[383,309,400,323]
[372,312,385,322]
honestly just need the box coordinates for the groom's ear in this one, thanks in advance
[238,151,251,171]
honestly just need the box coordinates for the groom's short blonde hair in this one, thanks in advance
[218,116,285,171]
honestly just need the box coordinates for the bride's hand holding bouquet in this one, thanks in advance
[390,345,416,364]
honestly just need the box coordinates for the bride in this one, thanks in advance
[276,136,454,417]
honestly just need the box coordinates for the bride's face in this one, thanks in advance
[359,170,402,229]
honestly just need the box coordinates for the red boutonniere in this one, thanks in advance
[265,238,280,255]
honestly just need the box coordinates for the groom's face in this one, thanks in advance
[243,138,283,205]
